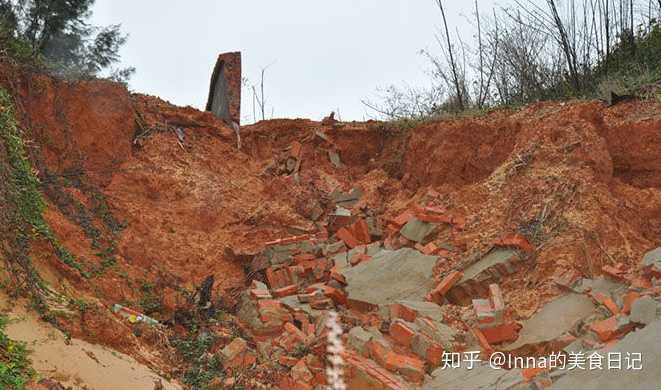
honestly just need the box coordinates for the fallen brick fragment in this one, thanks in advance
[291,359,313,383]
[622,291,642,314]
[488,284,505,314]
[471,328,494,355]
[367,339,391,368]
[353,218,371,245]
[428,271,463,303]
[390,303,417,323]
[336,227,360,248]
[310,297,333,310]
[602,264,628,282]
[590,315,634,342]
[272,284,298,298]
[389,320,416,348]
[390,210,414,228]
[411,333,443,367]
[592,292,620,315]
[384,353,425,383]
[278,354,298,367]
[350,253,372,266]
[479,322,520,345]
[473,299,497,325]
[264,235,310,247]
[219,337,257,369]
[250,288,272,300]
[495,234,534,253]
[343,350,412,390]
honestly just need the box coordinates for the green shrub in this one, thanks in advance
[0,315,34,390]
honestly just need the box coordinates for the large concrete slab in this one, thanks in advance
[504,293,596,351]
[551,318,661,390]
[341,248,437,305]
[423,364,524,390]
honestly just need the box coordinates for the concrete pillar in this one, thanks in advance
[206,52,241,125]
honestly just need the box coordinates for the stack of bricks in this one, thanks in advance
[471,284,520,346]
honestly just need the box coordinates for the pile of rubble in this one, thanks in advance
[202,178,661,389]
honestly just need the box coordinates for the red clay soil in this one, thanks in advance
[1,67,660,386]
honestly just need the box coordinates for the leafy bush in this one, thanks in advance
[0,315,34,390]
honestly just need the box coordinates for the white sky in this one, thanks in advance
[91,1,511,122]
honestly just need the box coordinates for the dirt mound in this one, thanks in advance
[1,68,660,388]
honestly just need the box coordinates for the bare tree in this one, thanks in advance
[434,0,465,110]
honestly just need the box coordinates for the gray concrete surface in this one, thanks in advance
[341,248,437,305]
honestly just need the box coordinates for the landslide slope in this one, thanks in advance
[0,66,660,387]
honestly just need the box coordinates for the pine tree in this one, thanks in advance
[0,0,133,81]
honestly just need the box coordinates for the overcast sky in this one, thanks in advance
[91,1,510,122]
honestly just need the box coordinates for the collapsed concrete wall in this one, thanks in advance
[206,52,241,125]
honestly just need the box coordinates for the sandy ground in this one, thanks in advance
[0,293,182,390]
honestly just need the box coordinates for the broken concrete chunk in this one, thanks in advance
[328,149,342,168]
[348,327,372,355]
[331,187,363,207]
[400,218,436,243]
[341,248,437,306]
[630,296,657,325]
[642,247,661,273]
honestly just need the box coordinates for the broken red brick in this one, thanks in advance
[630,275,652,290]
[264,235,310,247]
[473,299,497,325]
[415,212,452,224]
[272,284,299,298]
[384,353,425,383]
[495,234,534,253]
[590,315,634,342]
[426,342,444,367]
[421,242,440,255]
[389,320,416,348]
[297,291,322,303]
[602,264,628,282]
[279,354,299,367]
[284,322,307,342]
[322,286,348,306]
[553,268,581,289]
[336,227,359,248]
[350,253,371,266]
[343,349,411,390]
[592,293,620,315]
[390,210,414,228]
[278,375,312,390]
[366,339,390,368]
[488,284,505,312]
[429,271,463,302]
[479,322,520,344]
[250,288,272,300]
[353,218,371,245]
[310,297,333,310]
[471,328,494,355]
[293,253,316,263]
[291,359,314,383]
[390,303,417,323]
[290,141,302,159]
[450,214,467,229]
[522,367,546,382]
[329,267,347,285]
[622,291,642,314]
